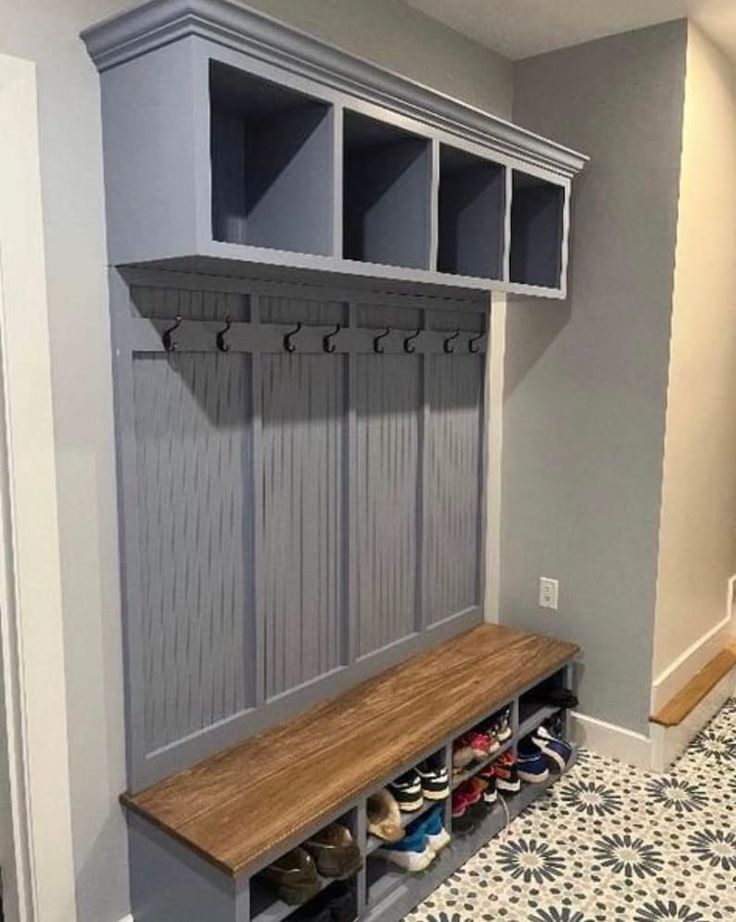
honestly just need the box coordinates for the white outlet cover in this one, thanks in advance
[539,577,559,610]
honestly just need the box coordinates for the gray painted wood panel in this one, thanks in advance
[260,353,346,698]
[424,356,483,625]
[113,270,488,787]
[133,353,254,751]
[353,355,421,657]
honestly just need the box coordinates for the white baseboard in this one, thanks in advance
[651,616,733,714]
[650,663,735,772]
[117,915,135,922]
[569,711,652,769]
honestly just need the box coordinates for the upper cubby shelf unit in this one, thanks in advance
[83,0,588,299]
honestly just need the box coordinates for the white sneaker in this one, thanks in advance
[377,844,434,872]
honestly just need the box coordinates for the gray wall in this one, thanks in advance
[0,2,512,920]
[502,22,687,735]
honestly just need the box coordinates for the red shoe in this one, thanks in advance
[451,781,482,818]
[452,735,475,770]
[466,730,493,760]
[493,751,521,794]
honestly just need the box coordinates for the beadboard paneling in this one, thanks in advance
[260,353,346,698]
[133,353,254,751]
[353,354,421,657]
[424,355,483,625]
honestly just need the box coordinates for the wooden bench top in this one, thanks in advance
[122,623,578,877]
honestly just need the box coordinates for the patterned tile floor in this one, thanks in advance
[404,698,736,922]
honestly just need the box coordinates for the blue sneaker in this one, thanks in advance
[409,806,451,854]
[533,725,574,772]
[377,824,434,872]
[517,742,550,783]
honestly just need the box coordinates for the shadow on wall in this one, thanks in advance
[504,294,572,399]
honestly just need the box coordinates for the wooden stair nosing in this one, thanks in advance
[651,646,736,728]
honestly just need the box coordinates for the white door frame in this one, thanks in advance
[0,53,78,922]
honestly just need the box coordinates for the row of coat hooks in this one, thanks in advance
[160,316,486,355]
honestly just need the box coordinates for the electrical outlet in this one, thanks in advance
[539,577,559,610]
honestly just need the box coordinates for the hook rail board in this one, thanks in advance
[82,0,587,298]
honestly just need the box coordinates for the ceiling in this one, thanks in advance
[404,0,736,61]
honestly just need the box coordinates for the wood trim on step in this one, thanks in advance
[651,646,736,727]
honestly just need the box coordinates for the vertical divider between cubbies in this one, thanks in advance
[442,740,454,832]
[509,697,520,755]
[501,167,513,283]
[355,798,368,917]
[428,139,440,271]
[332,105,345,259]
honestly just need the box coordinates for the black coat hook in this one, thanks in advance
[443,329,461,354]
[284,322,303,353]
[162,315,182,353]
[404,329,421,354]
[468,331,485,354]
[323,323,341,354]
[373,327,391,354]
[216,316,232,353]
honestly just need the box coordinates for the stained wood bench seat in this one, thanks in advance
[121,623,578,878]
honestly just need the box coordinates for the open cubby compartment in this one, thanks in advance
[509,170,566,289]
[210,60,335,256]
[438,145,505,279]
[251,808,361,922]
[366,746,449,856]
[450,704,516,789]
[343,111,432,269]
[518,666,569,739]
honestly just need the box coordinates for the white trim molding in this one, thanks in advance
[569,711,652,770]
[0,54,77,922]
[650,608,733,714]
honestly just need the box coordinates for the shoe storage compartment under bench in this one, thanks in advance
[121,623,579,922]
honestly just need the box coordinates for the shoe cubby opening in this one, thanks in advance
[509,170,565,289]
[451,704,514,788]
[210,61,335,256]
[366,749,450,855]
[518,669,570,738]
[437,145,505,279]
[250,810,362,922]
[342,111,432,269]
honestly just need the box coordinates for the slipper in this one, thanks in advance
[367,789,405,843]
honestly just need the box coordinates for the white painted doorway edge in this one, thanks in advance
[0,54,77,922]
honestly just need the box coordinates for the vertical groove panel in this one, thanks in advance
[424,355,483,625]
[354,355,421,656]
[260,352,345,698]
[134,351,253,752]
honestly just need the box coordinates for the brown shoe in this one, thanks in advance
[258,847,321,904]
[303,824,363,879]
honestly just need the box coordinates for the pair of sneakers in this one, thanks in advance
[452,707,512,771]
[518,725,574,783]
[377,806,451,872]
[389,756,450,811]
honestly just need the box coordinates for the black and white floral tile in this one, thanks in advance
[404,698,736,922]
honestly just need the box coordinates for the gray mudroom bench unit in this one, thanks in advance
[82,1,587,920]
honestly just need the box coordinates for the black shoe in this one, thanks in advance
[389,770,423,812]
[416,757,450,801]
[327,882,356,922]
[546,687,578,710]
